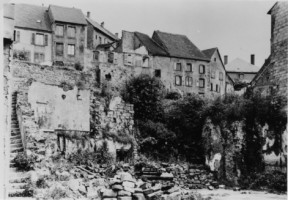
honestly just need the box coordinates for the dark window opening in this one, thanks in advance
[61,94,66,100]
[199,65,205,74]
[216,84,218,92]
[155,70,161,77]
[94,51,99,60]
[56,43,64,56]
[108,52,114,63]
[210,83,213,91]
[199,78,205,88]
[105,73,111,81]
[185,77,193,87]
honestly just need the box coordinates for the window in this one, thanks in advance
[214,58,217,62]
[34,52,45,63]
[99,36,102,44]
[210,83,213,91]
[124,54,132,65]
[56,25,64,36]
[56,43,64,56]
[94,51,99,60]
[16,31,20,42]
[199,65,205,74]
[175,63,182,71]
[211,71,215,79]
[155,70,161,78]
[185,77,193,87]
[175,76,182,86]
[199,78,205,88]
[35,33,44,45]
[108,52,114,63]
[95,35,97,39]
[68,44,75,56]
[239,73,244,79]
[68,26,76,38]
[219,72,223,80]
[186,63,192,72]
[216,84,218,92]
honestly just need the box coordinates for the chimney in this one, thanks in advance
[101,22,104,27]
[251,54,255,65]
[87,11,90,18]
[115,33,118,38]
[224,55,228,65]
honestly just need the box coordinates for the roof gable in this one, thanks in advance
[202,48,217,59]
[225,58,260,73]
[14,4,52,32]
[152,31,209,61]
[86,18,118,40]
[134,32,168,56]
[48,5,87,25]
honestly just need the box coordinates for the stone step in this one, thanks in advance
[10,175,29,183]
[11,135,21,140]
[11,143,23,149]
[10,167,18,173]
[8,188,25,196]
[11,138,22,144]
[11,147,24,153]
[10,183,27,189]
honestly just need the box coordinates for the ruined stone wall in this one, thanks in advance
[269,2,288,96]
[252,2,288,96]
[202,119,287,182]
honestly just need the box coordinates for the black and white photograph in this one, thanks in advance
[1,0,287,199]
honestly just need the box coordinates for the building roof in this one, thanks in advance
[152,31,210,61]
[86,17,118,40]
[134,32,168,56]
[202,48,218,59]
[251,56,274,85]
[48,5,87,25]
[4,4,15,20]
[225,58,260,73]
[14,4,52,32]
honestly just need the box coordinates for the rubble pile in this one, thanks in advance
[32,160,220,200]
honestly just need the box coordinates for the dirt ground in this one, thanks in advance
[196,189,287,200]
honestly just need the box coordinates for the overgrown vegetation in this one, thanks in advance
[13,152,37,171]
[121,74,287,191]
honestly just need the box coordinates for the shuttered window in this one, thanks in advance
[35,34,44,45]
[199,65,205,74]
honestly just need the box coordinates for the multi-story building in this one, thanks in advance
[47,5,87,66]
[251,2,288,97]
[202,48,227,98]
[86,12,119,50]
[108,30,211,96]
[12,4,53,64]
[225,55,260,83]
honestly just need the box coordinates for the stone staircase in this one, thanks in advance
[9,93,28,196]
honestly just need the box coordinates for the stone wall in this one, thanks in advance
[252,2,288,96]
[202,119,287,183]
[10,60,136,160]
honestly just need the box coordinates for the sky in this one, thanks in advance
[6,0,275,67]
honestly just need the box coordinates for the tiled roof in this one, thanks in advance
[14,4,52,32]
[49,5,87,25]
[4,4,15,19]
[152,31,209,61]
[86,17,118,40]
[202,48,217,59]
[225,58,260,73]
[134,32,167,56]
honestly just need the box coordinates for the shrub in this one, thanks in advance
[45,187,68,200]
[13,152,37,171]
[36,177,48,188]
[121,74,165,122]
[165,91,182,100]
[75,62,83,71]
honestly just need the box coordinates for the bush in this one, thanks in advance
[121,74,165,122]
[13,152,37,171]
[75,62,83,71]
[165,91,182,100]
[45,187,68,200]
